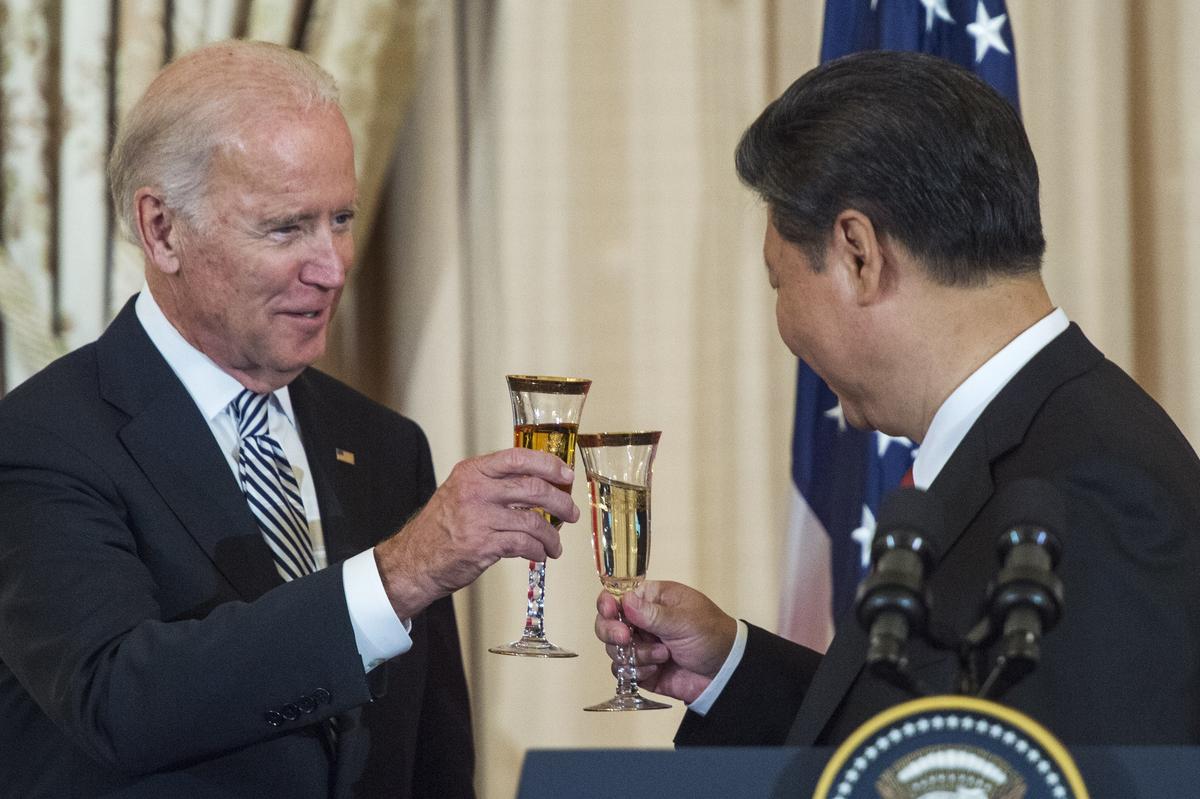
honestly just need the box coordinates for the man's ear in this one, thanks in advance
[134,188,184,275]
[829,209,886,306]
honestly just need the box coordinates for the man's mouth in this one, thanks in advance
[282,308,323,319]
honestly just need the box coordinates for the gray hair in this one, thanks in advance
[109,39,342,242]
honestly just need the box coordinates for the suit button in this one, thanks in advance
[313,688,332,705]
[265,710,285,727]
[281,703,301,721]
[297,696,316,714]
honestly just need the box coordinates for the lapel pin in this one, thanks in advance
[335,448,356,465]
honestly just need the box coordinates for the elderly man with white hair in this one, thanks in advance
[0,39,574,798]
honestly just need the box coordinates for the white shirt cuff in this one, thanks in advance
[686,619,749,716]
[343,548,413,672]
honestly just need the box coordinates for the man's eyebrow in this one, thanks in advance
[262,213,307,226]
[261,212,317,228]
[261,203,358,229]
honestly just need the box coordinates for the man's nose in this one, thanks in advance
[302,228,350,289]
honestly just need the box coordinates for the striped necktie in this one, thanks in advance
[231,389,317,581]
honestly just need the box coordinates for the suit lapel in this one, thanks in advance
[98,299,281,600]
[926,324,1102,557]
[786,611,866,744]
[287,373,356,562]
[789,324,1104,744]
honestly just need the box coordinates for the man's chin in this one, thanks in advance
[283,330,329,367]
[257,343,326,388]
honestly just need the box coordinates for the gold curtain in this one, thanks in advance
[0,0,422,394]
[374,2,809,794]
[375,2,1200,796]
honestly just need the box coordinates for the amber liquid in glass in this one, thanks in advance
[514,423,577,528]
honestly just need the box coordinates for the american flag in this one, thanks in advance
[778,0,1021,652]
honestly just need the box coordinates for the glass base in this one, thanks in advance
[489,636,577,658]
[584,693,671,712]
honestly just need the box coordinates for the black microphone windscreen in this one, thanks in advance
[877,487,946,538]
[992,478,1066,536]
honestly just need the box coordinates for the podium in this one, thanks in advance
[516,746,1200,797]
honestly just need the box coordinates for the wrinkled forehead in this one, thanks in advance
[216,103,352,160]
[202,106,357,210]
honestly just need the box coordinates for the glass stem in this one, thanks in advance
[615,607,640,697]
[521,559,547,640]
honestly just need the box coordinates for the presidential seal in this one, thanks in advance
[812,696,1088,799]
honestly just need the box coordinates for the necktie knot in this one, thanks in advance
[231,389,272,440]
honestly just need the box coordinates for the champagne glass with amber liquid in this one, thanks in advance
[578,431,670,711]
[489,375,591,658]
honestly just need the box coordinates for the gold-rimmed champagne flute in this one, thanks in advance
[489,375,590,658]
[577,431,670,711]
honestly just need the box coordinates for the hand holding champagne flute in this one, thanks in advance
[490,375,590,658]
[578,431,670,711]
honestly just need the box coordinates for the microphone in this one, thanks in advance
[978,478,1065,700]
[855,487,942,695]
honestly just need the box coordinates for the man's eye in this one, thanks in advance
[272,225,300,236]
[334,212,355,227]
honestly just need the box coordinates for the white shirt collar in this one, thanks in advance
[912,307,1069,488]
[134,284,296,426]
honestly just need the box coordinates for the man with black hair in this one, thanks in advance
[595,50,1200,746]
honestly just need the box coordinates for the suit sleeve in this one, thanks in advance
[1007,456,1200,743]
[409,595,475,797]
[675,623,822,746]
[407,427,475,797]
[0,418,373,775]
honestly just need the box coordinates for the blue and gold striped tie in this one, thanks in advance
[231,389,316,581]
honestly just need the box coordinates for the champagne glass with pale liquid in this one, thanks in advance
[489,375,590,658]
[577,431,670,711]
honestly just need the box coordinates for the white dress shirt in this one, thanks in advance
[688,307,1070,715]
[135,287,412,672]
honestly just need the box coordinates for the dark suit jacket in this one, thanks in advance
[677,324,1200,747]
[0,299,475,797]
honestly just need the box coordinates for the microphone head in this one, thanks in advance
[991,478,1065,562]
[871,487,944,565]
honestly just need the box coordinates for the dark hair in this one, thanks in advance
[735,50,1045,286]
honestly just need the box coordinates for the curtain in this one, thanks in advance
[0,0,421,393]
[5,2,1200,798]
[378,2,1200,795]
[372,1,810,793]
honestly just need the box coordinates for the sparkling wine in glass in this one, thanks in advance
[578,431,670,711]
[489,375,590,658]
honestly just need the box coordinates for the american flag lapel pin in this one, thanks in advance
[335,448,356,465]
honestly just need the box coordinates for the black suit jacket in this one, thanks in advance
[677,324,1200,747]
[0,299,475,797]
